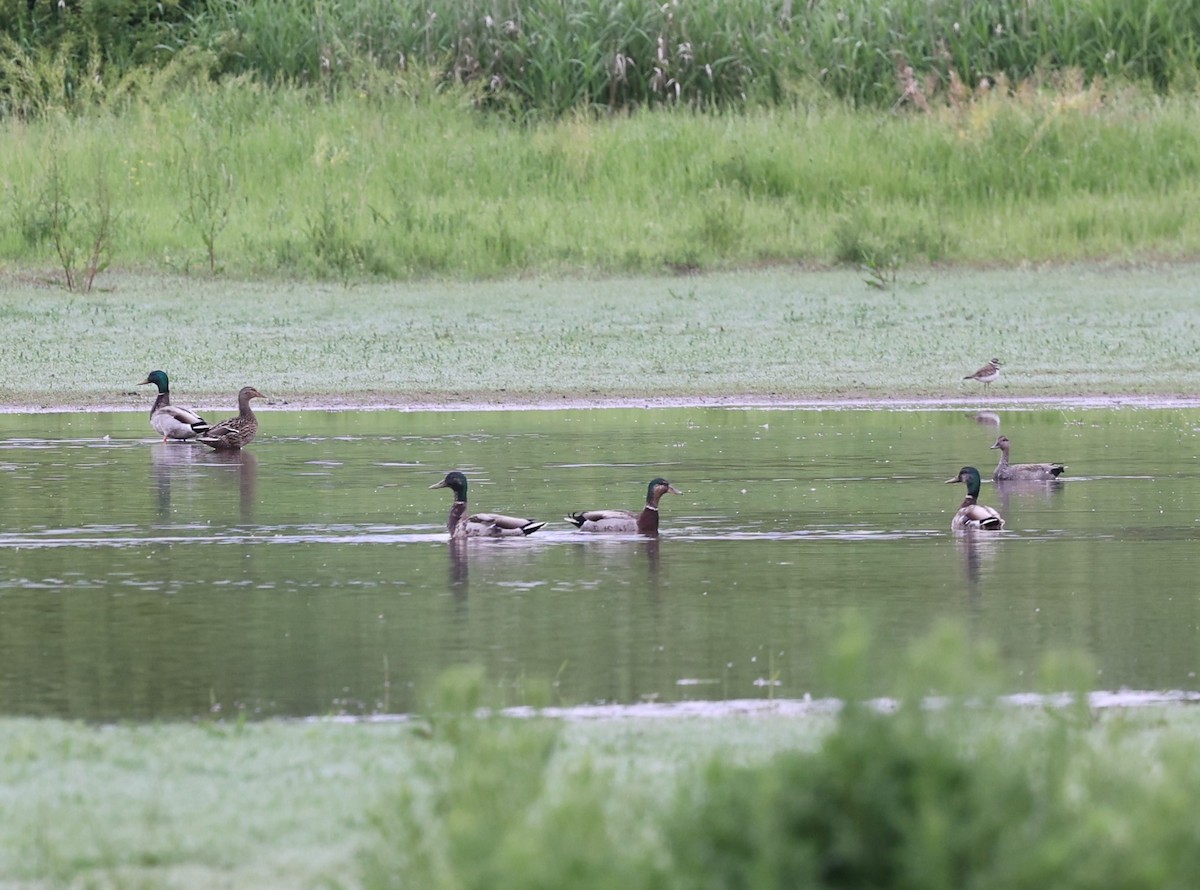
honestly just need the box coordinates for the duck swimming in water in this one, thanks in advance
[945,466,1005,531]
[429,471,547,538]
[565,477,681,536]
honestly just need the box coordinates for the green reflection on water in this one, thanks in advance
[1,406,1198,720]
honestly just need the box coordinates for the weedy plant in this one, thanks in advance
[361,622,1200,889]
[35,156,116,292]
[175,130,235,274]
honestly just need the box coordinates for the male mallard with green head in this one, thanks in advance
[565,477,681,536]
[429,471,547,538]
[990,435,1065,482]
[197,386,264,450]
[137,370,210,442]
[945,466,1004,531]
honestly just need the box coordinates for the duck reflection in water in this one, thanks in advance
[992,476,1066,518]
[205,449,259,523]
[448,538,469,591]
[150,444,257,521]
[956,534,1000,608]
[150,441,202,516]
[966,411,1001,429]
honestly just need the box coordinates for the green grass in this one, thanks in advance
[3,82,1200,281]
[6,632,1200,889]
[5,0,1200,113]
[0,263,1196,408]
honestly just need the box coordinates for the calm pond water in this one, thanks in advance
[1,406,1197,721]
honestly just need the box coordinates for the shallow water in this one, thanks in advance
[1,406,1197,720]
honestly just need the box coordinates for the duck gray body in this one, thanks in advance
[990,436,1065,482]
[565,478,680,536]
[138,370,210,442]
[197,386,264,450]
[946,466,1005,531]
[430,471,546,538]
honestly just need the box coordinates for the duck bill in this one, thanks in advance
[429,480,448,490]
[136,378,152,386]
[944,476,961,484]
[667,485,682,495]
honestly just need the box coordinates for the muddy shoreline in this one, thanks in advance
[4,392,1200,414]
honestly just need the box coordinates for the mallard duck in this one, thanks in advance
[964,358,1002,387]
[945,466,1004,531]
[990,435,1065,482]
[429,471,546,538]
[565,477,681,536]
[197,386,264,451]
[137,370,210,442]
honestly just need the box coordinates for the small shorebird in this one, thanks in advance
[964,358,1002,387]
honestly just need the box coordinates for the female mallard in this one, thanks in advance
[990,435,1065,482]
[137,370,210,442]
[197,386,264,451]
[565,477,681,536]
[945,466,1004,531]
[429,471,546,538]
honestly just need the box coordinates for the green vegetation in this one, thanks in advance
[2,79,1200,281]
[4,0,1200,115]
[6,630,1200,888]
[0,264,1195,407]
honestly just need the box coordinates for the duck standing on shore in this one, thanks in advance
[197,386,264,450]
[137,370,210,442]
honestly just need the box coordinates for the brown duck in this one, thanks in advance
[197,386,264,450]
[990,435,1065,482]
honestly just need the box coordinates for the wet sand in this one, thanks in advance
[5,391,1200,414]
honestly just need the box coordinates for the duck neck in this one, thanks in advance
[447,500,467,537]
[150,391,170,415]
[238,393,257,416]
[636,503,660,536]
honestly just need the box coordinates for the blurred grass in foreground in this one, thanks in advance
[5,622,1200,887]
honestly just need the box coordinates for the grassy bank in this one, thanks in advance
[0,263,1196,408]
[2,81,1200,282]
[6,685,1200,886]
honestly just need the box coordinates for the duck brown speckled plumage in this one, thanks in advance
[197,386,264,450]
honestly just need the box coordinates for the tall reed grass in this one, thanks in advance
[2,0,1199,116]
